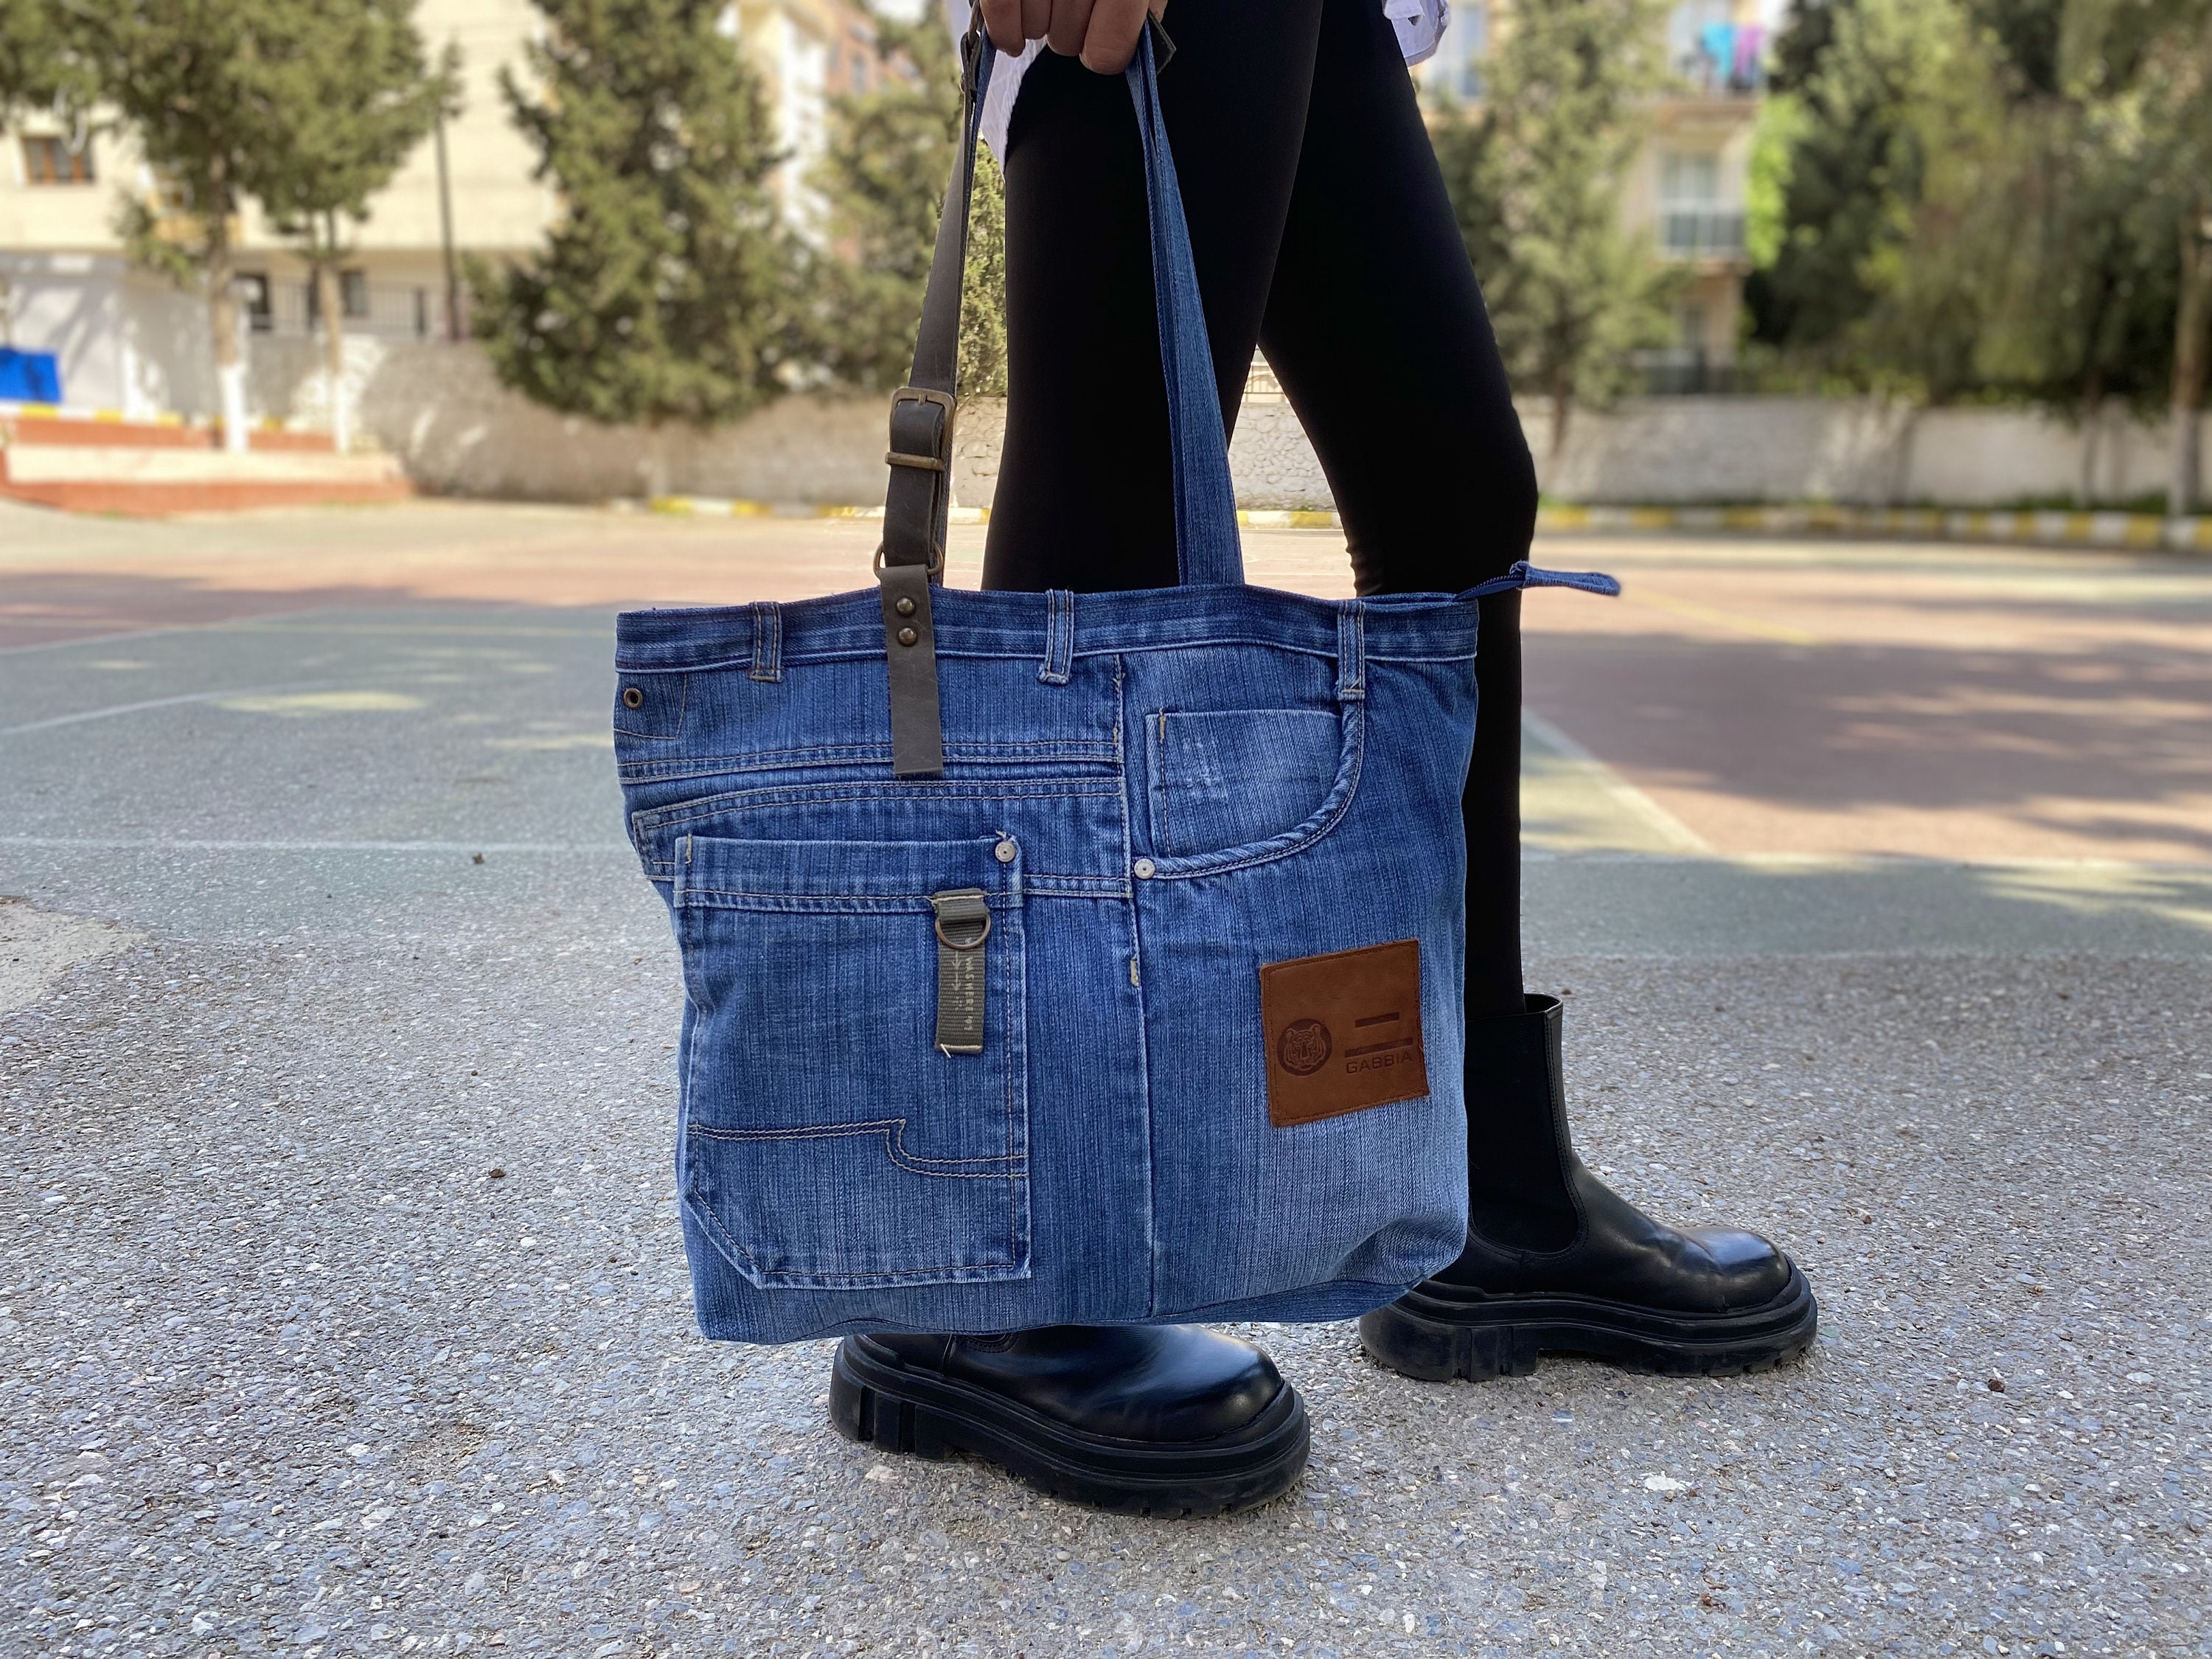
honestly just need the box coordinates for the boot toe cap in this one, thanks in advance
[1118,1328,1286,1441]
[1684,1227,1795,1308]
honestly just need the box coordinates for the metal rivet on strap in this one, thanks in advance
[994,839,1017,864]
[1133,858,1156,880]
[895,597,917,617]
[897,627,919,647]
[621,686,644,709]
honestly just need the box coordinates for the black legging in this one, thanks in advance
[981,0,1540,1019]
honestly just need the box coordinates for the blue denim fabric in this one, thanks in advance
[613,34,1615,1344]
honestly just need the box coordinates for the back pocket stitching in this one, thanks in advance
[688,1117,1025,1175]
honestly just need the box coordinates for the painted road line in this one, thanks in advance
[1520,709,1713,855]
[0,679,344,738]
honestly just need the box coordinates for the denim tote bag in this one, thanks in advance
[613,24,1616,1344]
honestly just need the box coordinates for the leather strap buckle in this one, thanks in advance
[886,384,956,473]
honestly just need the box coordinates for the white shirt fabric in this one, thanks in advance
[942,1,1450,162]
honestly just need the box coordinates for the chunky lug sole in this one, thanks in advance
[830,1335,1309,1517]
[1359,1262,1819,1382]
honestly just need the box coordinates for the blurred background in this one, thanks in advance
[4,7,2211,1658]
[1,0,2207,521]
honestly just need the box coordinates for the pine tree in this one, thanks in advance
[808,7,1006,397]
[254,2,457,452]
[473,0,797,464]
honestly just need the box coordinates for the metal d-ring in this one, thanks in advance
[933,909,990,950]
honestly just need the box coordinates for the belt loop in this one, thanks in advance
[749,601,782,684]
[1040,590,1074,686]
[1335,603,1366,703]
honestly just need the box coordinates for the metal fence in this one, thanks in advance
[1632,349,1744,396]
[235,274,463,341]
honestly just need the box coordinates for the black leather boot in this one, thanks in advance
[830,1324,1309,1516]
[1361,994,1818,1382]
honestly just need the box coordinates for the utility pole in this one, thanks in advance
[434,102,462,341]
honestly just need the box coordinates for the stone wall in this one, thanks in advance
[239,337,2212,512]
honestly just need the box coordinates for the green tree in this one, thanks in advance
[2064,0,2212,509]
[807,8,1006,398]
[472,0,797,487]
[254,2,458,452]
[1745,0,1989,380]
[1757,0,2212,506]
[0,0,77,109]
[60,1,421,451]
[1433,0,1679,459]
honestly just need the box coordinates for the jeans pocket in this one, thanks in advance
[672,833,1029,1290]
[1147,706,1349,858]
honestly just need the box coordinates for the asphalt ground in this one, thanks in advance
[1,501,2208,1659]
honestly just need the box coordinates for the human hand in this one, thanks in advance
[980,0,1166,74]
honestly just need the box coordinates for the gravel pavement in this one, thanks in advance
[3,519,2209,1658]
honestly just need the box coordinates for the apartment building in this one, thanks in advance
[0,0,877,417]
[1417,0,1773,392]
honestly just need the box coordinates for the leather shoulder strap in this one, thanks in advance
[876,19,995,776]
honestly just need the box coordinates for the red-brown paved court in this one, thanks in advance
[4,499,2206,866]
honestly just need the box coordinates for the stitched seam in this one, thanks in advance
[1152,708,1339,859]
[672,898,1018,911]
[1150,702,1368,880]
[613,671,688,739]
[690,1197,1023,1281]
[622,633,1354,671]
[636,782,1118,833]
[688,1119,1026,1175]
[616,742,1119,779]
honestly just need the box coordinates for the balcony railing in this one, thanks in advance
[1658,209,1746,259]
[235,276,464,341]
[1632,349,1742,395]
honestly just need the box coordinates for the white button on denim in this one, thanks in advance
[1133,858,1156,880]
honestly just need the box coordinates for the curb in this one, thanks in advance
[0,400,296,434]
[1533,502,2212,553]
[624,495,2212,552]
[636,496,988,524]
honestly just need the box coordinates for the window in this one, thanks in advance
[21,136,94,186]
[1659,151,1720,205]
[237,273,274,332]
[1420,1,1487,102]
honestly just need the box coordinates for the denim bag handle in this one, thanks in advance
[1126,23,1245,589]
[875,17,1242,775]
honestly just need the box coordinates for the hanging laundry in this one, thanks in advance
[1698,21,1736,89]
[1733,24,1766,87]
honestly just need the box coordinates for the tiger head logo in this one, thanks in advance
[1277,1018,1332,1077]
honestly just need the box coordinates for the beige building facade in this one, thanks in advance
[1416,0,1770,391]
[0,0,877,418]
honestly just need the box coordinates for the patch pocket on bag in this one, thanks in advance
[672,833,1029,1290]
[1147,708,1344,857]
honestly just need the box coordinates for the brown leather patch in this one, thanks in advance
[1259,938,1427,1127]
